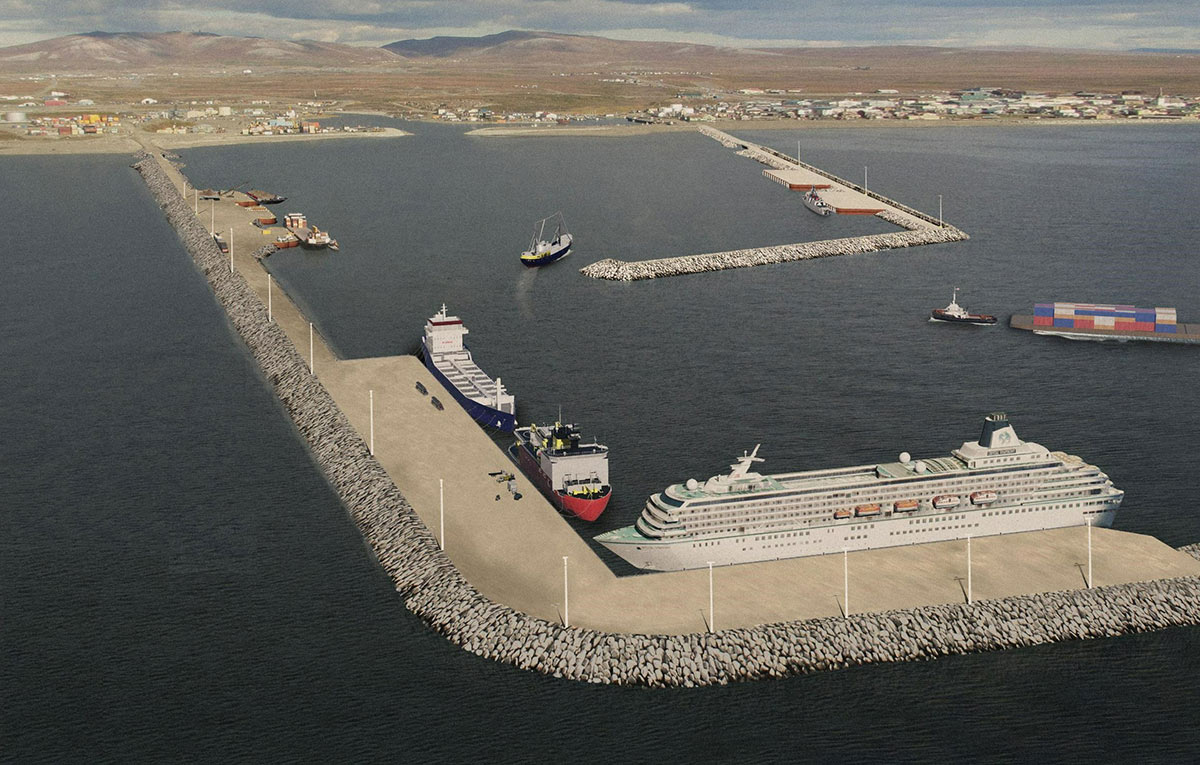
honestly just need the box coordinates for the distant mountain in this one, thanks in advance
[383,29,745,65]
[0,31,398,69]
[1129,48,1200,55]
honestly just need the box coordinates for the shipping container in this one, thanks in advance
[1053,318,1074,328]
[1156,325,1178,334]
[1073,319,1095,329]
[1033,316,1053,326]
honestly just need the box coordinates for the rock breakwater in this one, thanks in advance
[132,149,1200,687]
[581,224,968,281]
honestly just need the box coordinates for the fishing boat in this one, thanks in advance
[520,212,573,267]
[803,188,835,216]
[930,288,997,325]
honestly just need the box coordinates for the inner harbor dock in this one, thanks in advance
[146,147,1200,638]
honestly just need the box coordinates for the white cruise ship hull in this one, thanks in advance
[601,500,1119,571]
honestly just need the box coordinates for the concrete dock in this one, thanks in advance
[146,149,1200,638]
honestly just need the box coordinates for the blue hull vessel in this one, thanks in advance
[422,305,517,432]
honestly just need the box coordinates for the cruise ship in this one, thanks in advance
[422,305,516,431]
[595,414,1123,571]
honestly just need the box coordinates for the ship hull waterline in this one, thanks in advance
[421,339,517,432]
[509,443,611,521]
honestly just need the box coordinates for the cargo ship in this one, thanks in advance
[509,421,611,521]
[520,212,573,267]
[246,189,286,205]
[283,213,339,250]
[421,305,516,431]
[803,188,835,216]
[595,413,1122,571]
[930,288,996,325]
[1010,302,1200,344]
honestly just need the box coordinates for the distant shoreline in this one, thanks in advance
[0,126,411,156]
[468,116,1199,137]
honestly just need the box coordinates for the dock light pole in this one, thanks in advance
[843,548,850,618]
[439,478,445,551]
[194,188,198,214]
[309,322,314,373]
[1087,517,1093,589]
[229,227,233,273]
[863,166,868,191]
[369,389,374,456]
[967,536,973,603]
[267,274,272,322]
[563,556,570,628]
[707,561,715,633]
[938,194,943,226]
[209,199,214,234]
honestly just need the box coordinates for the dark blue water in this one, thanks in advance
[3,125,1200,762]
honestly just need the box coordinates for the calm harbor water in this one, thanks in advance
[3,122,1200,761]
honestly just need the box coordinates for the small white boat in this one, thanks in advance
[803,188,835,216]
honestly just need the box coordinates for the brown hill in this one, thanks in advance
[384,29,747,65]
[0,31,399,70]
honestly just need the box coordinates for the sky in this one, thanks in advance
[0,0,1197,51]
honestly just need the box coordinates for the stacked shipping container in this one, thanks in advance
[1032,303,1178,334]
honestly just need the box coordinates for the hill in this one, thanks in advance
[0,31,398,69]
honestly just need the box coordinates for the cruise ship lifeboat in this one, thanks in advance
[893,499,919,513]
[932,494,960,510]
[970,490,999,505]
[854,503,882,518]
[833,509,852,520]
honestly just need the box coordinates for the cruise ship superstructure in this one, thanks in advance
[595,414,1123,571]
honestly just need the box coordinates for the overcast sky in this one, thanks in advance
[1,0,1197,50]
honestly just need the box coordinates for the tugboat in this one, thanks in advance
[802,188,835,216]
[930,288,997,325]
[520,212,573,267]
[510,420,610,521]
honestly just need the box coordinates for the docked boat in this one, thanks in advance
[802,188,835,216]
[930,288,997,325]
[246,189,286,205]
[595,413,1123,571]
[510,421,611,521]
[520,212,573,267]
[284,213,339,250]
[421,305,516,431]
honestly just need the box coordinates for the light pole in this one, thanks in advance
[563,556,570,628]
[843,548,850,618]
[967,536,973,603]
[707,560,714,633]
[229,227,233,273]
[439,478,445,551]
[369,389,374,456]
[1087,517,1093,588]
[267,274,272,322]
[309,322,314,374]
[863,166,868,191]
[209,198,214,234]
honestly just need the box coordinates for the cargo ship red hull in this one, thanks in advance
[509,443,610,521]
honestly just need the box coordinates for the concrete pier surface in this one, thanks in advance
[146,148,1200,637]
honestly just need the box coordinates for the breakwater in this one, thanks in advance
[580,126,967,281]
[581,224,967,281]
[132,150,1200,687]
